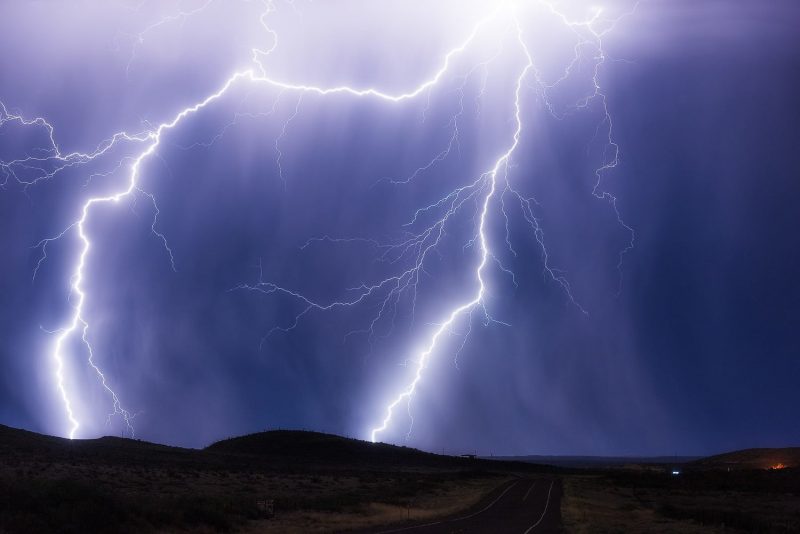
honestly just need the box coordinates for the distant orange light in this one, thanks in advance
[770,463,786,470]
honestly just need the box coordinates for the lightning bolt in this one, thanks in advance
[371,19,534,442]
[1,0,636,441]
[369,2,639,442]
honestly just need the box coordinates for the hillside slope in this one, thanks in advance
[207,430,495,470]
[692,447,800,470]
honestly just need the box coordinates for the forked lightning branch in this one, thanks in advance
[0,1,635,442]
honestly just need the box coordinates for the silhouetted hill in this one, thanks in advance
[206,430,493,470]
[691,447,800,470]
[0,423,212,472]
[0,423,551,474]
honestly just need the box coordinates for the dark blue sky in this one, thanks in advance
[0,0,798,455]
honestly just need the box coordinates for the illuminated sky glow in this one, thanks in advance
[1,0,798,454]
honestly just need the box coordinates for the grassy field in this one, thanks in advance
[0,425,538,533]
[561,466,800,533]
[561,475,722,533]
[239,475,509,533]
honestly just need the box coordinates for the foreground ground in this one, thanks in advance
[561,464,800,532]
[2,424,798,533]
[0,424,557,533]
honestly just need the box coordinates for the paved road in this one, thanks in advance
[372,477,562,534]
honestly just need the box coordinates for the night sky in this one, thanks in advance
[1,0,798,456]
